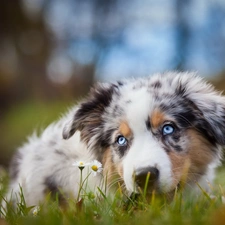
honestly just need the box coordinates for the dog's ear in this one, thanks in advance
[63,83,117,142]
[176,73,225,145]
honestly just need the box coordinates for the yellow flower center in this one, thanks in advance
[91,165,98,171]
[79,162,84,166]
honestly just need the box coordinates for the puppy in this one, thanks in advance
[4,72,225,206]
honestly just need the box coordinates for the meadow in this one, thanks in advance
[0,166,225,225]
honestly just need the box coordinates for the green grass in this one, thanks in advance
[0,100,73,164]
[1,100,225,224]
[1,167,225,225]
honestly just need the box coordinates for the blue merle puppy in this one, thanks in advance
[5,72,225,207]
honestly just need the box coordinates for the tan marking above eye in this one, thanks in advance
[119,121,132,137]
[150,110,166,129]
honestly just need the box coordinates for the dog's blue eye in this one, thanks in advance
[162,124,174,135]
[117,136,127,146]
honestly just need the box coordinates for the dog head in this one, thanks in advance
[63,72,225,194]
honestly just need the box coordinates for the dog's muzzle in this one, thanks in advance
[134,166,159,192]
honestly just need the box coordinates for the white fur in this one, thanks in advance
[6,117,101,206]
[118,88,173,192]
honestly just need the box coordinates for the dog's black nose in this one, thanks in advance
[135,166,159,191]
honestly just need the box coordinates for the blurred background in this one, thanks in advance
[1,0,225,167]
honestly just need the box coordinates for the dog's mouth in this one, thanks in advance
[133,175,181,196]
[127,186,178,204]
[129,181,181,201]
[134,179,169,195]
[123,190,175,210]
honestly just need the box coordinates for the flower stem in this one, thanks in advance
[77,168,83,202]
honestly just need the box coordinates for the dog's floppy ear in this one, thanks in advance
[63,83,117,142]
[176,73,225,145]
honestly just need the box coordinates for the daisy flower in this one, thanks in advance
[32,206,40,216]
[90,160,103,176]
[72,161,90,170]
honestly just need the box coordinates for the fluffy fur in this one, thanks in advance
[5,72,225,206]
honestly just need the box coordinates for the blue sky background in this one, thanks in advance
[20,0,225,83]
